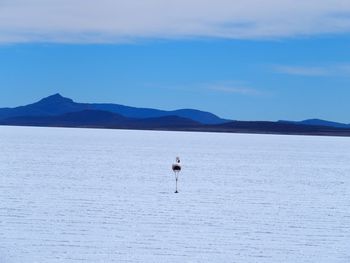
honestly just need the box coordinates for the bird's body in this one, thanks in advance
[172,163,181,172]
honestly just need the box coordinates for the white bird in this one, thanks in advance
[172,157,181,193]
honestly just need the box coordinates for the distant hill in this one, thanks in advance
[279,119,350,129]
[0,110,200,129]
[92,103,227,124]
[0,94,228,125]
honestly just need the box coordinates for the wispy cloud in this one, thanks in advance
[207,85,261,96]
[273,63,350,77]
[144,81,263,96]
[1,0,350,43]
[273,66,331,76]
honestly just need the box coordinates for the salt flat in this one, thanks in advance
[0,126,349,262]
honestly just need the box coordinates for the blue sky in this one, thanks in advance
[1,1,350,122]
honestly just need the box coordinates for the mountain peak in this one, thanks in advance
[38,93,74,104]
[50,93,63,98]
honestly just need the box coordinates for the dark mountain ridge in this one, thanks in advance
[279,119,350,129]
[0,94,228,125]
[1,94,350,136]
[0,109,200,129]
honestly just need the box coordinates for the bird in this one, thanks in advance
[172,157,181,193]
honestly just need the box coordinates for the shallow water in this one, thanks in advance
[0,126,349,262]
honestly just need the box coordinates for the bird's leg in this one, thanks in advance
[175,173,179,193]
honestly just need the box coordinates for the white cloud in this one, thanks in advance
[207,85,261,96]
[144,81,262,96]
[273,64,350,77]
[273,66,330,76]
[1,0,350,43]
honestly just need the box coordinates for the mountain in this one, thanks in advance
[91,104,227,124]
[279,119,350,129]
[1,94,350,136]
[0,110,201,129]
[0,94,228,125]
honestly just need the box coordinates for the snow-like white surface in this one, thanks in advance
[0,126,349,262]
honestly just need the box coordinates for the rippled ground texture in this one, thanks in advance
[0,126,349,262]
